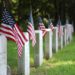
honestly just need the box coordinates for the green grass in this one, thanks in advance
[7,36,75,75]
[7,41,18,74]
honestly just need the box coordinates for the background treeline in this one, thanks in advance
[0,0,75,31]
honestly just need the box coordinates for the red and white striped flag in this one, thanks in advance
[57,16,63,36]
[38,16,47,37]
[0,8,28,57]
[27,7,36,46]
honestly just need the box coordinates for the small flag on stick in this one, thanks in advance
[27,7,36,46]
[38,16,47,37]
[0,8,28,57]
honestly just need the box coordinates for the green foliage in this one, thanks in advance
[7,41,18,75]
[0,0,75,29]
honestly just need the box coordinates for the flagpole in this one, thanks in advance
[48,14,50,19]
[29,4,34,26]
[3,0,11,9]
[2,0,6,7]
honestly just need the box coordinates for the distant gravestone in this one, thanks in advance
[58,34,61,49]
[68,24,73,42]
[61,26,64,49]
[44,29,52,59]
[52,27,58,52]
[66,24,72,44]
[63,26,67,46]
[34,30,43,67]
[18,33,30,75]
[58,26,63,49]
[0,35,7,75]
[70,25,73,41]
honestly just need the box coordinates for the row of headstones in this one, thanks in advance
[0,24,73,75]
[19,25,73,75]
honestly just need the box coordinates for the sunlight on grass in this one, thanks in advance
[46,61,75,68]
[30,57,34,66]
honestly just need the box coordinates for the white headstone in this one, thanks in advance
[18,32,30,75]
[60,26,64,49]
[63,26,67,46]
[69,25,73,42]
[55,27,58,52]
[52,27,58,52]
[58,26,63,49]
[58,34,61,49]
[66,24,71,44]
[34,30,43,67]
[0,35,7,75]
[44,29,52,59]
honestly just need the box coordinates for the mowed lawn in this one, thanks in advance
[7,36,75,75]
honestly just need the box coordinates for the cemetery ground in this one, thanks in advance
[8,35,75,75]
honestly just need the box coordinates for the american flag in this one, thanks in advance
[27,8,36,47]
[38,16,47,37]
[48,18,54,31]
[0,8,28,57]
[57,17,63,36]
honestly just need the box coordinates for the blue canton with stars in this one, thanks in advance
[2,8,15,28]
